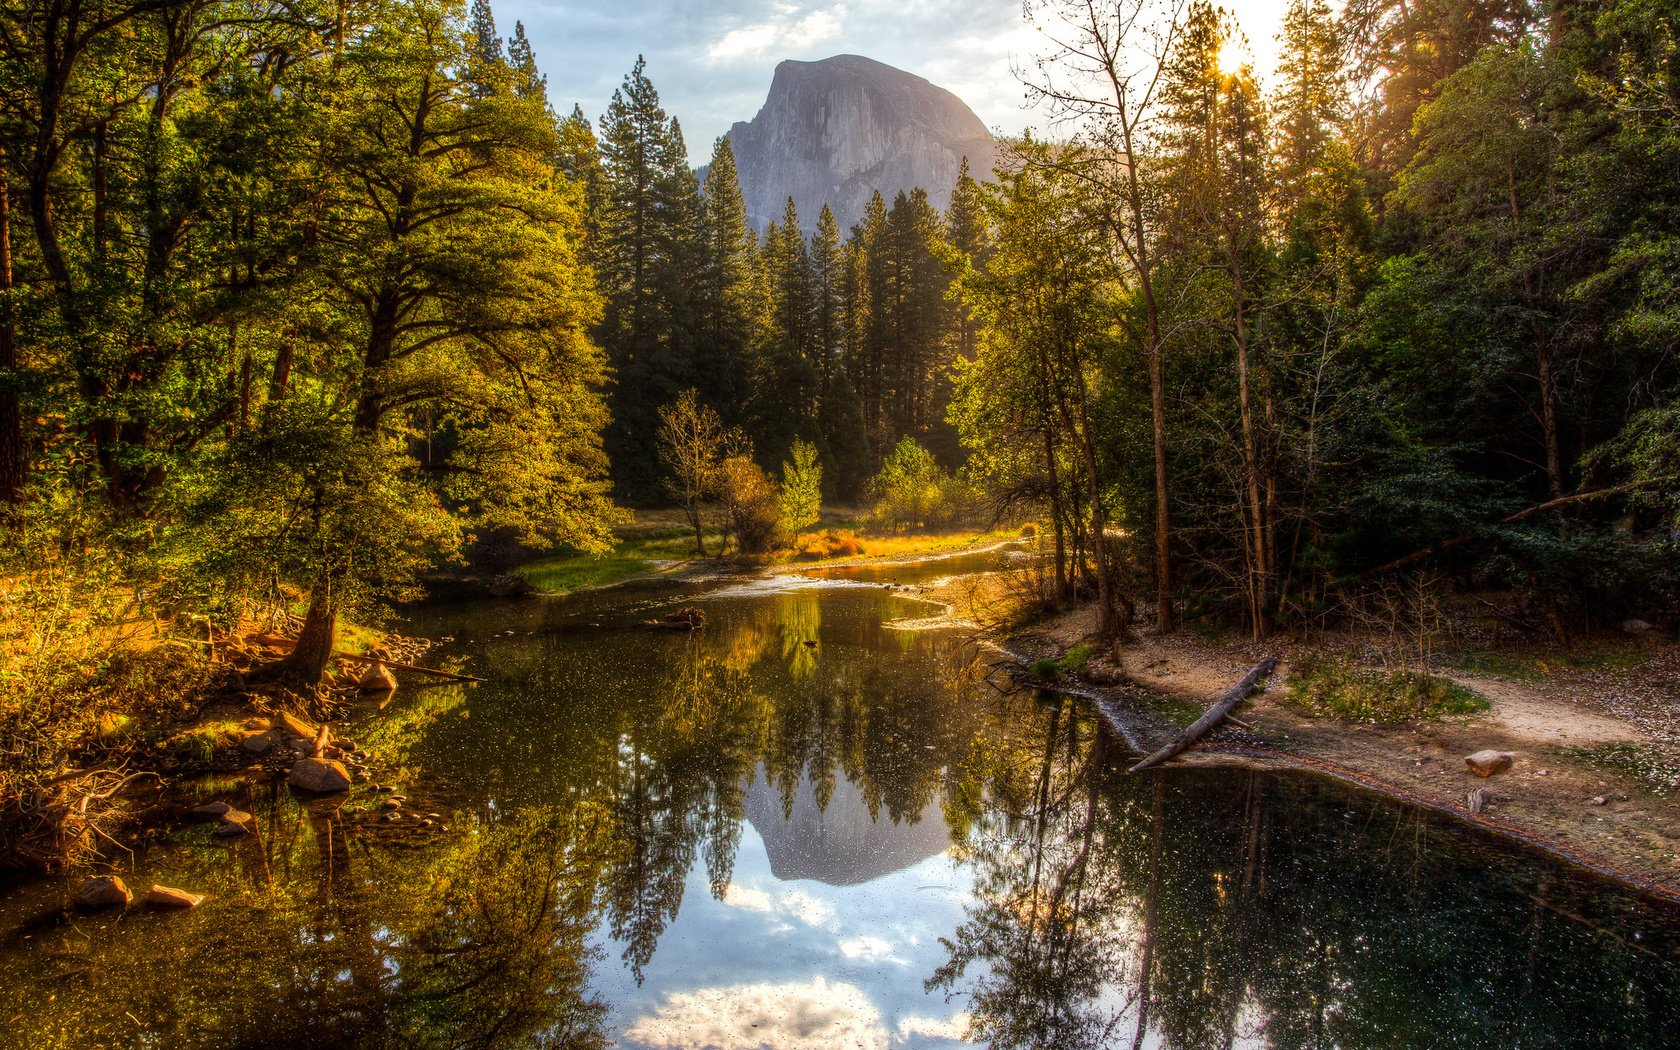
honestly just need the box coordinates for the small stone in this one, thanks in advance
[420,819,436,828]
[239,729,280,755]
[1467,788,1489,814]
[381,799,402,810]
[213,821,248,838]
[147,884,205,908]
[1593,795,1608,806]
[1536,769,1550,776]
[381,812,403,823]
[288,757,352,794]
[1622,618,1654,634]
[220,808,252,826]
[358,661,398,694]
[277,711,317,740]
[190,801,233,817]
[75,875,131,909]
[1465,750,1515,777]
[241,717,272,731]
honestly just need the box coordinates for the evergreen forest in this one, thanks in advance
[1,0,1677,839]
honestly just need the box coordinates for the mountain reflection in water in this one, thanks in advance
[1,571,1678,1049]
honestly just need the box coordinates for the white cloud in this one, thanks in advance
[706,8,844,64]
[837,934,904,965]
[896,1011,972,1042]
[777,888,835,928]
[620,976,887,1050]
[722,883,774,912]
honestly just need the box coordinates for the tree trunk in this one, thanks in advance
[1536,343,1564,501]
[0,144,21,506]
[1234,293,1268,640]
[280,577,338,689]
[687,495,707,556]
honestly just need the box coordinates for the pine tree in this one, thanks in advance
[468,0,503,65]
[1275,0,1348,218]
[507,22,547,102]
[945,157,989,365]
[597,57,706,497]
[695,137,755,417]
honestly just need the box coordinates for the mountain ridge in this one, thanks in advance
[723,54,998,232]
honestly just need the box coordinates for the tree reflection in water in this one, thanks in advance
[930,690,1680,1050]
[9,581,1680,1048]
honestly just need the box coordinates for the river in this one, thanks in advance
[2,552,1678,1048]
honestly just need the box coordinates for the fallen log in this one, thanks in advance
[252,634,484,683]
[330,652,485,684]
[639,607,706,631]
[1129,658,1275,773]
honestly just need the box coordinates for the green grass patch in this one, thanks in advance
[1289,655,1489,724]
[519,554,656,595]
[1568,743,1680,795]
[1453,646,1649,680]
[519,527,721,594]
[1030,642,1095,682]
[1451,650,1548,681]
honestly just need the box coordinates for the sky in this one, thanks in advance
[492,0,1299,165]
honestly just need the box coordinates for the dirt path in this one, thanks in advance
[1003,614,1680,896]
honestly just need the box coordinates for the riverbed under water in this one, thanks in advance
[3,552,1679,1048]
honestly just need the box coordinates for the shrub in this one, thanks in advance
[1289,654,1488,723]
[798,529,865,560]
[868,437,976,531]
[778,439,823,543]
[719,455,780,556]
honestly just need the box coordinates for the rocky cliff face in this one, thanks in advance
[725,54,997,233]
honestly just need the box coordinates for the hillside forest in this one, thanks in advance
[0,0,1676,826]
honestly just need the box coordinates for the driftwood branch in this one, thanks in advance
[1130,658,1275,773]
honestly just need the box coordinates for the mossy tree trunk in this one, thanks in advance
[280,576,337,689]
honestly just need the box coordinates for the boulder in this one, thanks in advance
[1465,750,1515,777]
[358,661,398,694]
[147,884,205,908]
[75,875,132,909]
[1622,618,1654,635]
[277,711,317,739]
[190,801,233,817]
[288,757,351,794]
[239,729,280,755]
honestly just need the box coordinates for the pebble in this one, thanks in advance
[1465,750,1515,777]
[147,885,206,908]
[75,875,131,909]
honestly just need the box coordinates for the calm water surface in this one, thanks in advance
[3,559,1679,1048]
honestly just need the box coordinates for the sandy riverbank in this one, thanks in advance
[918,574,1680,898]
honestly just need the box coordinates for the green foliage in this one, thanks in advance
[1289,654,1488,723]
[1032,642,1094,681]
[868,437,972,531]
[777,439,823,541]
